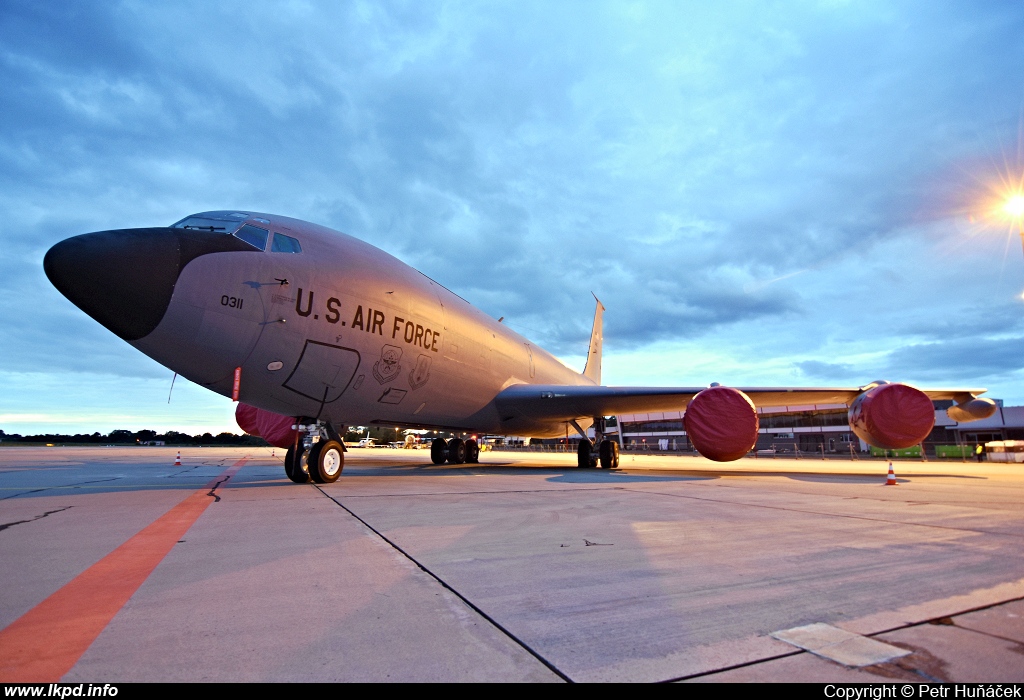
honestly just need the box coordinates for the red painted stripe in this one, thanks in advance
[0,458,248,682]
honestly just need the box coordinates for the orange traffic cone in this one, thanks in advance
[174,451,182,466]
[885,461,897,486]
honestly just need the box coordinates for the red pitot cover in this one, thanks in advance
[683,386,759,462]
[235,403,298,448]
[848,383,934,449]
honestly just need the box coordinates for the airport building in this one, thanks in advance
[612,399,1024,456]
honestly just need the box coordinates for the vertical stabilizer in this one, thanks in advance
[583,294,604,385]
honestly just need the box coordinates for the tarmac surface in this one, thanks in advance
[0,445,1022,683]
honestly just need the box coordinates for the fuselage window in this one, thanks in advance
[234,224,269,251]
[271,232,302,253]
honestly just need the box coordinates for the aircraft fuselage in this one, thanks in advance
[48,211,591,438]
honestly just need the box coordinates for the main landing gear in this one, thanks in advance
[574,417,620,469]
[599,438,619,469]
[284,421,346,484]
[430,437,480,465]
[577,438,619,469]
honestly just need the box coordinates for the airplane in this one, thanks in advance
[43,210,999,484]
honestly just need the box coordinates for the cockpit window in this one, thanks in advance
[171,212,247,234]
[271,232,302,254]
[234,224,269,251]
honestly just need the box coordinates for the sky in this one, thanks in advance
[2,1,1024,435]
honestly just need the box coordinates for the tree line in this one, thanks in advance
[0,429,267,446]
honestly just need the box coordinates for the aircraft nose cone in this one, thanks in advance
[44,228,184,341]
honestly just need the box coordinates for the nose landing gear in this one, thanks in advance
[308,439,344,483]
[284,421,346,484]
[284,443,309,483]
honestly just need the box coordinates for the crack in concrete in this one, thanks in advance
[207,476,230,502]
[314,484,573,683]
[165,465,204,478]
[0,488,48,501]
[927,609,1024,647]
[0,477,122,501]
[0,506,72,533]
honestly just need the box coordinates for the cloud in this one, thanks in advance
[3,1,1024,431]
[797,360,856,380]
[884,337,1024,382]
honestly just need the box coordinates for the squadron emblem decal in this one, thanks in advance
[409,354,431,390]
[372,344,403,384]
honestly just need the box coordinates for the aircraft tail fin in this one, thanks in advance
[583,294,605,385]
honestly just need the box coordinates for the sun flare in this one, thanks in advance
[1005,194,1024,220]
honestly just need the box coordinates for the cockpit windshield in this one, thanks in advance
[170,211,301,253]
[171,211,249,234]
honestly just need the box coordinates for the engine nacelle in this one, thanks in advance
[235,402,298,448]
[683,386,759,461]
[848,382,934,449]
[946,397,998,423]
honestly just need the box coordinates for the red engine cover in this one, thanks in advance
[683,386,759,462]
[234,403,298,448]
[848,383,934,449]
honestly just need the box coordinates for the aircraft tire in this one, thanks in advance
[447,438,467,464]
[430,438,448,465]
[309,440,344,484]
[465,439,480,464]
[577,439,594,468]
[285,444,310,483]
[599,439,619,469]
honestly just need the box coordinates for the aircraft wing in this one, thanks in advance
[494,384,988,422]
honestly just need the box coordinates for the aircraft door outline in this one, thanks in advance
[282,340,361,404]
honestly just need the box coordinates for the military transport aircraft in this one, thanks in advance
[44,211,998,484]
